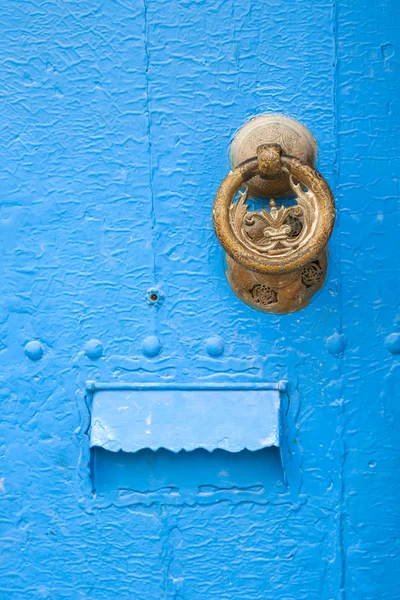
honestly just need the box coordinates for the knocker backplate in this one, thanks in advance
[229,114,317,198]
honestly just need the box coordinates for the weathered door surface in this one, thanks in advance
[1,1,399,598]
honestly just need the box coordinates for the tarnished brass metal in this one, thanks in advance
[229,114,317,198]
[257,143,282,178]
[213,125,335,314]
[225,249,328,314]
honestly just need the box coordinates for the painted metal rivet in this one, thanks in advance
[206,336,224,357]
[84,339,103,360]
[142,335,161,358]
[385,333,400,354]
[325,332,346,357]
[24,340,44,361]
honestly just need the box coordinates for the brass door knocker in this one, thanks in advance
[213,115,335,314]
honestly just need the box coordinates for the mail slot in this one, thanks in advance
[89,382,282,453]
[88,381,284,506]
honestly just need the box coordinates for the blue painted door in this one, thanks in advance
[0,1,399,598]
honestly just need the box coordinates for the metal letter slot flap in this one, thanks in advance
[88,382,282,453]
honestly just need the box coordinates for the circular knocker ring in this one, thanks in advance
[213,144,336,313]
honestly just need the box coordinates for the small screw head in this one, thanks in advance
[146,288,164,306]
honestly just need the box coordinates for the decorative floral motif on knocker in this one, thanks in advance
[229,175,318,261]
[301,260,323,288]
[250,284,278,306]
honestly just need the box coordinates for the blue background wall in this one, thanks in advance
[0,0,398,598]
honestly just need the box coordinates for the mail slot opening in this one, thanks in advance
[91,446,284,505]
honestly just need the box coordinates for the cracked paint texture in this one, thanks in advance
[0,0,398,598]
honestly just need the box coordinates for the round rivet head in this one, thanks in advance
[385,333,400,354]
[84,339,103,360]
[206,336,224,357]
[142,335,161,358]
[325,332,346,357]
[24,340,44,361]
